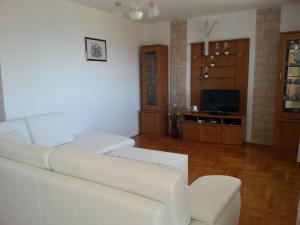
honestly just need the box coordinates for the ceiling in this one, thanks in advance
[69,0,298,23]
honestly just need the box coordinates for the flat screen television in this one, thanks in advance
[202,89,240,114]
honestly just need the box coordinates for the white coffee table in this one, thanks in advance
[107,147,188,182]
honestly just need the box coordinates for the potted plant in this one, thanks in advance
[168,104,182,138]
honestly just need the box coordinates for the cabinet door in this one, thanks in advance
[183,122,198,141]
[141,111,165,135]
[198,124,222,143]
[277,32,300,120]
[141,47,161,111]
[274,120,300,151]
[222,126,242,145]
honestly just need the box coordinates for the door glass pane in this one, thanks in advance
[146,52,157,106]
[284,40,300,112]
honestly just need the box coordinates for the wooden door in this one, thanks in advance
[141,46,162,111]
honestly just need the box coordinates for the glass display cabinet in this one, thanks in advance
[275,31,300,151]
[284,40,300,112]
[140,45,168,136]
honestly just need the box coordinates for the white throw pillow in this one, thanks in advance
[25,113,74,147]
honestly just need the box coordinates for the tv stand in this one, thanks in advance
[182,112,245,145]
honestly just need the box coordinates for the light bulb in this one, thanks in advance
[148,1,160,18]
[112,0,123,17]
[129,10,144,20]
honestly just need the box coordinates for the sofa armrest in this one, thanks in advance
[188,176,241,225]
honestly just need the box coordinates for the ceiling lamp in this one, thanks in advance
[112,0,160,21]
[112,0,123,17]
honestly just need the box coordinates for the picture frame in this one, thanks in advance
[85,37,107,62]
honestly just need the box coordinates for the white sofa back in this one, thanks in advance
[0,113,74,147]
[0,138,53,169]
[0,157,171,225]
[0,137,190,225]
[49,148,191,225]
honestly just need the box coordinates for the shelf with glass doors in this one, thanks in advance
[283,40,300,113]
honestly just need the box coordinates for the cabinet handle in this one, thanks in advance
[279,72,283,81]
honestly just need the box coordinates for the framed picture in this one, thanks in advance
[85,37,107,62]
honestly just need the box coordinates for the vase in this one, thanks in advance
[204,38,209,56]
[170,121,180,139]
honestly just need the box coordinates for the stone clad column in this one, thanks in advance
[170,20,187,110]
[251,8,281,145]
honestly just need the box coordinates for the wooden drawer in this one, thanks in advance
[183,122,198,141]
[198,124,222,143]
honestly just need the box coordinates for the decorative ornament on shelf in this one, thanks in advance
[224,42,230,55]
[215,42,220,55]
[112,0,160,21]
[203,19,218,56]
[210,56,215,67]
[203,66,209,79]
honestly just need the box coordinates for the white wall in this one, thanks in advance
[187,10,257,142]
[0,0,144,137]
[281,3,300,32]
[143,22,170,46]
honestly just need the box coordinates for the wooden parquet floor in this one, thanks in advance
[133,135,300,225]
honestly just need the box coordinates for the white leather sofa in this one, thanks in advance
[0,113,135,153]
[0,113,191,180]
[0,135,242,225]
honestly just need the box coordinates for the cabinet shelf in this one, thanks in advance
[287,65,300,68]
[287,75,300,78]
[201,76,235,80]
[286,83,300,85]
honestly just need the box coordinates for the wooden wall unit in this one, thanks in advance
[191,38,249,115]
[184,38,249,145]
[140,45,168,136]
[274,31,300,151]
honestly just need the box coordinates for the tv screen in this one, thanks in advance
[202,90,240,113]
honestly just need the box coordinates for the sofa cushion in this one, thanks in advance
[0,131,26,142]
[188,175,241,225]
[0,137,54,169]
[59,132,135,154]
[25,113,74,146]
[0,119,32,143]
[48,148,191,225]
